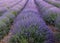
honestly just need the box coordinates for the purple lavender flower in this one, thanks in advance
[10,10,54,43]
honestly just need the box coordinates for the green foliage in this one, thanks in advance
[0,11,16,40]
[55,23,60,29]
[12,11,17,16]
[54,32,60,41]
[0,21,10,40]
[9,24,46,43]
[44,13,57,25]
[9,34,28,43]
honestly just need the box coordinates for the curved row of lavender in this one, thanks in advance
[9,0,55,43]
[10,11,55,43]
[0,0,28,40]
[34,0,60,30]
[0,0,21,16]
[0,0,26,16]
[43,0,60,30]
[44,0,60,8]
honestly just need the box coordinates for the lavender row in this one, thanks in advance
[43,0,60,30]
[0,0,28,40]
[34,0,60,30]
[2,0,22,8]
[34,0,60,24]
[0,0,20,15]
[0,0,21,10]
[9,0,28,13]
[0,11,17,40]
[0,0,27,16]
[44,0,60,8]
[9,10,54,43]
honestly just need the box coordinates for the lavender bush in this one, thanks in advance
[0,9,22,40]
[9,10,54,43]
[0,11,15,40]
[0,11,19,40]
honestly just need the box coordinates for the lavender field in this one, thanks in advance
[0,0,60,43]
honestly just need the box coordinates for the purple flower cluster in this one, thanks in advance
[10,10,55,43]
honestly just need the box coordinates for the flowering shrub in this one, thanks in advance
[9,10,54,43]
